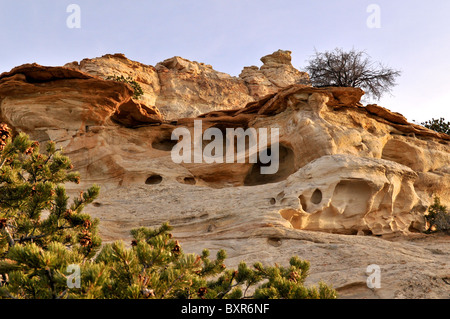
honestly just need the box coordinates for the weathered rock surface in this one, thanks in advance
[0,63,134,134]
[0,52,449,298]
[65,53,161,110]
[64,50,309,120]
[279,155,421,235]
[85,180,450,299]
[239,49,310,98]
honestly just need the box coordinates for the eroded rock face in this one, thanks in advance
[1,53,449,298]
[154,56,253,120]
[0,63,134,134]
[239,50,311,98]
[65,53,161,109]
[1,61,448,227]
[64,50,310,121]
[84,157,449,299]
[279,155,422,235]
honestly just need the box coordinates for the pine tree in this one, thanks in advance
[0,124,101,298]
[0,125,337,299]
[95,223,228,299]
[425,196,450,233]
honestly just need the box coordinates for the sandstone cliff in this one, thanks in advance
[0,51,449,298]
[63,49,310,120]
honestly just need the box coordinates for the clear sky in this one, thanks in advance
[1,0,449,122]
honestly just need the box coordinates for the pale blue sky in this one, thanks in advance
[1,0,449,122]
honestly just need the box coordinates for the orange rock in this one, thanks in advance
[1,52,449,236]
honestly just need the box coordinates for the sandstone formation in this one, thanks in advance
[0,51,449,298]
[64,50,310,120]
[239,49,310,98]
[84,173,450,299]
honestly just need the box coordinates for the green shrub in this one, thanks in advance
[425,196,450,233]
[107,75,144,99]
[0,124,101,260]
[421,118,450,135]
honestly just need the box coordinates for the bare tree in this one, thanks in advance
[305,48,401,100]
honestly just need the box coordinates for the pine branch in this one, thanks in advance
[215,271,238,299]
[45,268,57,299]
[0,158,7,171]
[57,289,68,299]
[14,225,74,244]
[160,272,185,298]
[1,225,15,247]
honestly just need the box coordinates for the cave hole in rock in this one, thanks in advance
[276,191,285,201]
[311,189,323,204]
[152,139,178,151]
[299,194,308,211]
[152,132,179,151]
[183,177,196,185]
[145,174,163,185]
[267,237,282,247]
[332,180,372,216]
[176,176,197,185]
[243,144,295,186]
[408,221,421,233]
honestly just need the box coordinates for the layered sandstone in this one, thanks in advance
[0,52,449,298]
[64,50,309,120]
[1,60,448,226]
[239,49,310,98]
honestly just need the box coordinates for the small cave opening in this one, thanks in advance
[299,194,308,211]
[177,176,196,185]
[311,189,323,204]
[243,144,296,186]
[183,177,196,185]
[145,174,163,185]
[408,221,422,233]
[152,130,180,152]
[152,138,178,152]
[267,237,282,247]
